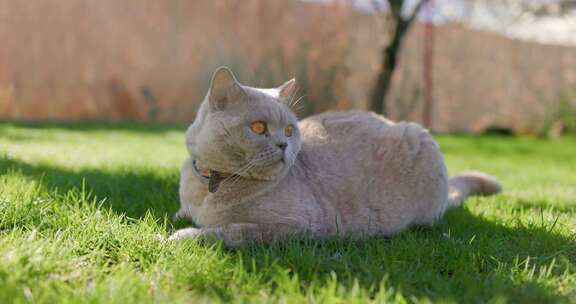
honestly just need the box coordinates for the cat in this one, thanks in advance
[169,67,502,248]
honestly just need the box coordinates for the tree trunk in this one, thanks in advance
[369,23,404,115]
[369,0,427,115]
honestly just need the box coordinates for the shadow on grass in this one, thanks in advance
[2,155,574,302]
[0,156,181,222]
[227,207,575,302]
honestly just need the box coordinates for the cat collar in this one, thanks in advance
[191,159,226,193]
[191,159,210,183]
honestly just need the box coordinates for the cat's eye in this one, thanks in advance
[250,121,267,135]
[285,125,294,137]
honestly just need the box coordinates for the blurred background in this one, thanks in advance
[1,0,575,135]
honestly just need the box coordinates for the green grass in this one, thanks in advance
[1,121,575,303]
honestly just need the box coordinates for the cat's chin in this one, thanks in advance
[246,162,291,181]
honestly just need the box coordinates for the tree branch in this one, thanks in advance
[406,0,429,24]
[389,0,403,18]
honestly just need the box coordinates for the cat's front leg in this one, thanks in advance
[168,227,221,242]
[169,223,300,248]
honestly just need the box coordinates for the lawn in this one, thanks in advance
[0,121,575,303]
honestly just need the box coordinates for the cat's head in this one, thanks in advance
[186,67,301,181]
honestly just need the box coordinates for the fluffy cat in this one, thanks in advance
[169,67,502,247]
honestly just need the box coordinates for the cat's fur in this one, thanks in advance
[169,67,502,247]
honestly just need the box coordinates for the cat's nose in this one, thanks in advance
[276,142,288,151]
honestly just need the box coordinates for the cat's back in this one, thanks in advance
[295,111,449,235]
[299,111,420,150]
[297,110,435,175]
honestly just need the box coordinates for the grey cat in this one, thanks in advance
[169,67,502,247]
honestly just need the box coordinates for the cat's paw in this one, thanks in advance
[168,227,204,241]
[168,227,225,245]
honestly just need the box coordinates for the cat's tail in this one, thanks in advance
[448,171,502,207]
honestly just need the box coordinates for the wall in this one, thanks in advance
[1,0,575,132]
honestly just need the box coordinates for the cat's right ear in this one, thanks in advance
[208,66,244,111]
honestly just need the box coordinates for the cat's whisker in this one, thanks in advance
[286,87,301,108]
[290,94,306,110]
[219,166,256,193]
[218,160,258,189]
[218,174,247,195]
[290,105,305,114]
[221,162,254,184]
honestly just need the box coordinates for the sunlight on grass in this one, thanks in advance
[1,122,575,303]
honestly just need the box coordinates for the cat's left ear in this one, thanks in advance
[208,66,245,111]
[276,78,297,102]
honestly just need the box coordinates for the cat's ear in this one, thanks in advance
[277,78,297,102]
[208,66,244,111]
